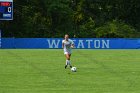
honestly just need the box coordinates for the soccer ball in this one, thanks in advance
[71,67,77,72]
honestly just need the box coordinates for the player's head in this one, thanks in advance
[64,34,69,40]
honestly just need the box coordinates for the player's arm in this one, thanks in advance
[62,40,64,48]
[62,43,64,48]
[71,44,74,48]
[71,40,75,48]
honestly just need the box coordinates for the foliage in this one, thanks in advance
[95,20,138,38]
[1,0,140,38]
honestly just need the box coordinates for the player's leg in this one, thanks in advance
[68,50,72,68]
[69,54,72,68]
[65,54,72,68]
[65,53,70,69]
[65,55,68,69]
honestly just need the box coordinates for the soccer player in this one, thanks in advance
[62,34,74,69]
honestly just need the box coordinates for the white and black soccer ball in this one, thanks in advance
[71,67,77,72]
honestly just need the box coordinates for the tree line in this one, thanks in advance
[1,0,140,38]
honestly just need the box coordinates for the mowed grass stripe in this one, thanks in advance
[0,49,140,93]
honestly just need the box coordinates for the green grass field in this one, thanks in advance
[0,49,140,93]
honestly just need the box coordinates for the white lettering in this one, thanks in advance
[94,40,100,48]
[77,40,84,48]
[102,40,110,48]
[86,40,93,48]
[8,7,11,13]
[72,40,76,44]
[47,40,60,48]
[3,14,11,17]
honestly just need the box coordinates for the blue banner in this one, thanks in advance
[1,38,140,49]
[0,30,1,48]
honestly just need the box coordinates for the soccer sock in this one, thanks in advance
[66,60,69,66]
[68,60,71,66]
[68,60,72,68]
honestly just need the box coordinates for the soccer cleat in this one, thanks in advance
[65,65,67,69]
[70,65,72,68]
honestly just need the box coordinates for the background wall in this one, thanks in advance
[1,38,140,49]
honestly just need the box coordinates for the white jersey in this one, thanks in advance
[62,39,74,54]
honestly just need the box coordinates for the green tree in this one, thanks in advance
[95,20,138,38]
[1,0,140,38]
